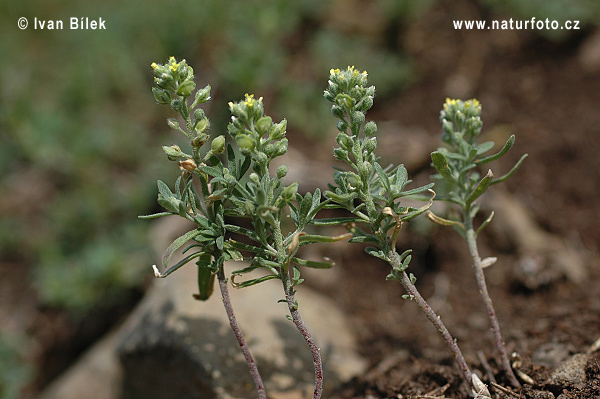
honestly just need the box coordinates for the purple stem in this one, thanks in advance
[465,228,521,388]
[285,286,324,399]
[218,275,267,399]
[388,251,474,387]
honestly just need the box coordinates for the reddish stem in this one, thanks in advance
[218,274,267,399]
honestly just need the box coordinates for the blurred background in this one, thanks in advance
[2,0,600,398]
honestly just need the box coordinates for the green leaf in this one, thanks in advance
[398,182,435,197]
[138,212,174,219]
[298,233,352,245]
[373,162,391,194]
[231,274,279,288]
[365,247,387,261]
[199,164,223,178]
[157,180,173,199]
[162,229,203,268]
[227,239,264,254]
[290,257,334,269]
[311,216,365,226]
[466,169,493,205]
[392,164,408,189]
[431,151,454,182]
[225,224,262,243]
[491,153,528,185]
[154,249,206,278]
[475,141,495,156]
[475,135,515,165]
[194,254,215,301]
[216,235,224,251]
[348,235,379,244]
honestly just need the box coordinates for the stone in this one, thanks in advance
[37,255,366,399]
[546,353,588,390]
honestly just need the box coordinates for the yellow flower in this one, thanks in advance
[243,93,262,108]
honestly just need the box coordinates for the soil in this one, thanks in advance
[7,1,600,398]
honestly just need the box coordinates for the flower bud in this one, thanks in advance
[337,120,348,133]
[249,173,260,184]
[359,96,374,112]
[270,119,287,140]
[350,111,365,126]
[274,139,288,157]
[256,151,268,165]
[193,108,205,121]
[331,105,345,119]
[364,121,377,136]
[323,90,335,102]
[211,135,226,154]
[333,147,348,161]
[163,145,183,160]
[195,85,211,103]
[363,137,377,153]
[276,164,288,178]
[171,99,184,113]
[167,118,180,130]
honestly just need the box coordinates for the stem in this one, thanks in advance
[218,272,267,399]
[464,217,521,388]
[388,251,473,386]
[284,285,324,399]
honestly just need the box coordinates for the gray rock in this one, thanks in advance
[546,353,588,390]
[37,259,366,399]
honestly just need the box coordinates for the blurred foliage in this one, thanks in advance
[480,0,600,40]
[1,0,598,318]
[0,333,32,399]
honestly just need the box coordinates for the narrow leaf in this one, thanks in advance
[298,233,353,244]
[194,254,215,301]
[291,257,334,269]
[231,274,279,288]
[466,169,493,205]
[157,180,173,199]
[475,141,495,156]
[348,235,379,244]
[138,212,174,219]
[427,211,465,232]
[162,229,203,268]
[399,182,435,197]
[475,134,515,165]
[373,162,391,194]
[153,250,206,278]
[311,216,365,226]
[491,153,528,185]
[475,211,495,236]
[225,224,262,243]
[365,247,387,261]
